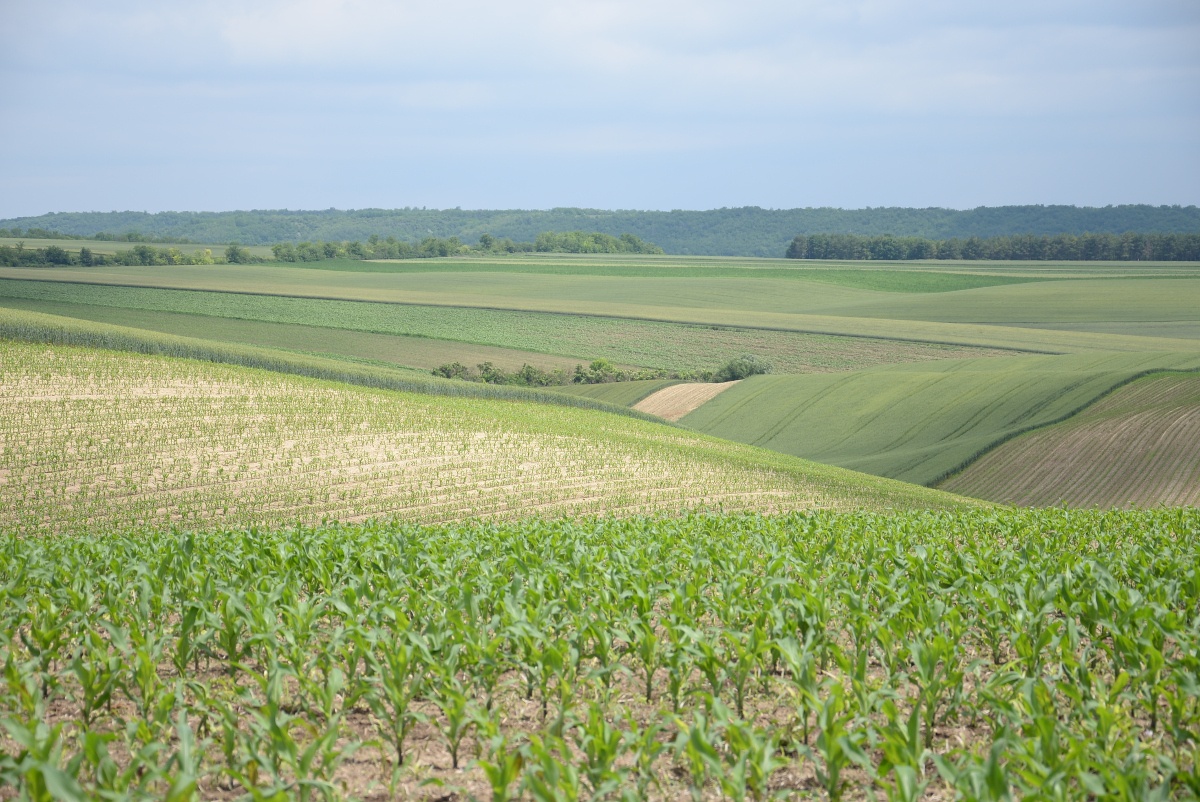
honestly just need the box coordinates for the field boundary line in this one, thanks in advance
[0,313,681,428]
[0,275,1063,354]
[930,366,1200,490]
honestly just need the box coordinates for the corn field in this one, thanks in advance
[1,340,962,536]
[2,509,1197,800]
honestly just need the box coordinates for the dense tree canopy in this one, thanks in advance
[786,232,1200,261]
[4,205,1197,257]
[269,231,662,261]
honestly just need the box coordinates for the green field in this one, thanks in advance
[548,378,680,405]
[0,296,595,374]
[819,278,1200,328]
[0,278,1017,374]
[939,372,1200,506]
[3,252,1199,504]
[5,261,1199,355]
[681,352,1200,485]
[2,508,1195,799]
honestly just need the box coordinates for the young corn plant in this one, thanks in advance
[810,682,873,802]
[365,636,427,770]
[68,630,121,728]
[430,673,478,770]
[521,734,584,802]
[674,705,724,802]
[0,716,87,802]
[573,701,626,799]
[876,698,929,799]
[714,702,788,802]
[908,628,965,749]
[621,712,666,801]
[474,714,524,802]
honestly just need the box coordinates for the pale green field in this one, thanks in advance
[4,263,1199,353]
[0,296,596,374]
[0,280,1017,373]
[819,278,1200,327]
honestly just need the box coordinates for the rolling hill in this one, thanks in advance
[938,372,1200,506]
[0,338,974,535]
[679,352,1200,486]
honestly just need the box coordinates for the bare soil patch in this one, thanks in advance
[633,381,740,421]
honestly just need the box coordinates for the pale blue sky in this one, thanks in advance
[3,0,1198,217]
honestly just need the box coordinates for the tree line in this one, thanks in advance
[0,230,659,269]
[434,354,772,387]
[0,227,195,244]
[7,205,1197,257]
[785,232,1200,261]
[0,242,252,267]
[270,231,662,262]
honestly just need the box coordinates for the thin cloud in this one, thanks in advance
[1,0,1196,215]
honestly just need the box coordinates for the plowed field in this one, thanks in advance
[633,380,741,421]
[939,373,1200,506]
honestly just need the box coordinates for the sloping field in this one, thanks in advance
[681,352,1200,485]
[939,373,1200,506]
[0,280,1017,374]
[633,381,741,421]
[0,296,593,373]
[0,341,971,534]
[548,379,678,405]
[0,308,653,417]
[820,278,1200,328]
[7,264,1200,353]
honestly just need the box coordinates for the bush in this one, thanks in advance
[715,354,771,382]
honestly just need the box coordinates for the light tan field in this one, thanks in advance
[938,373,1200,506]
[633,380,740,421]
[0,341,971,534]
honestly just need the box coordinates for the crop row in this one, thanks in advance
[0,279,1010,374]
[3,341,939,536]
[2,509,1197,800]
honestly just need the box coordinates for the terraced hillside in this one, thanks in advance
[939,372,1200,506]
[0,340,969,535]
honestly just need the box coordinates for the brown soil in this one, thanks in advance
[633,381,740,422]
[940,373,1200,506]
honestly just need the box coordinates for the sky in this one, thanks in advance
[3,0,1198,217]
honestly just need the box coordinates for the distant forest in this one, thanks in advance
[0,231,662,267]
[786,232,1200,261]
[2,205,1198,257]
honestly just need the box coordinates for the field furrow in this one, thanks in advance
[0,341,971,535]
[939,373,1200,506]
